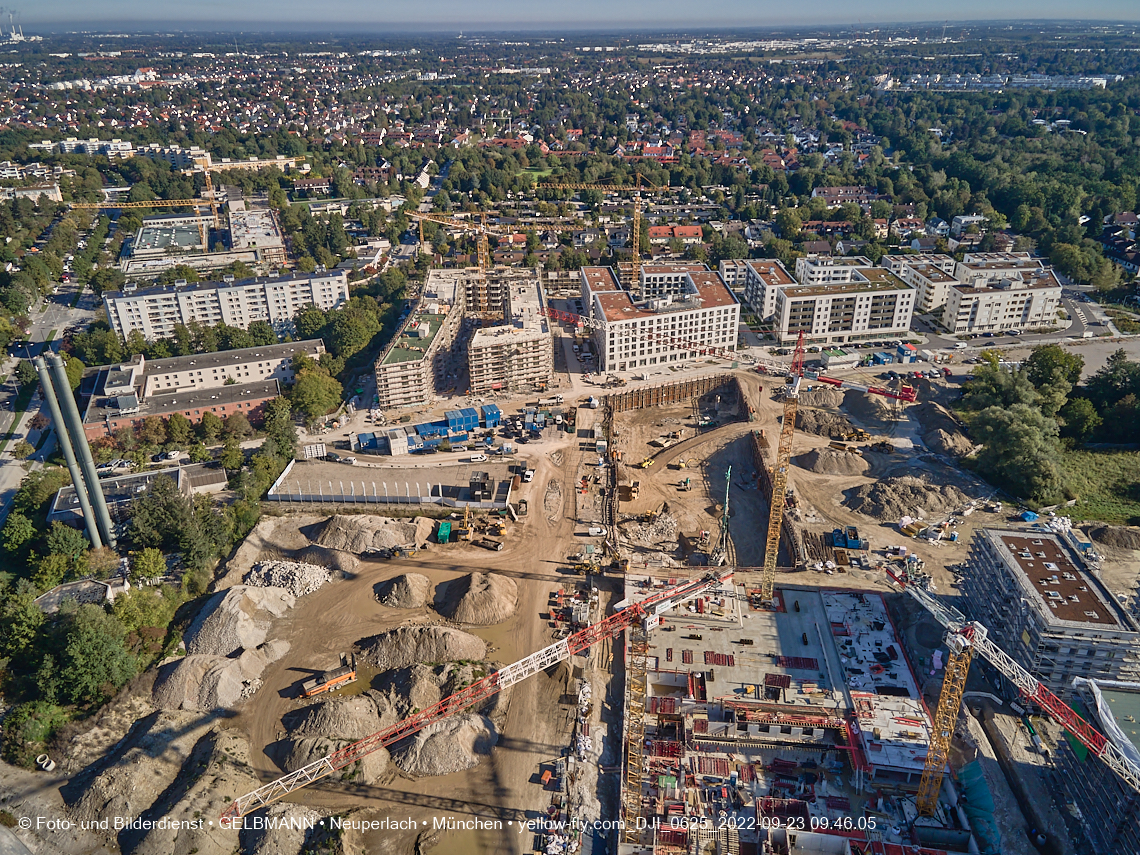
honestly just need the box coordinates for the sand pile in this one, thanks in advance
[795,408,854,438]
[312,514,424,553]
[915,402,973,457]
[240,805,325,855]
[843,476,972,520]
[357,626,486,671]
[1086,524,1140,551]
[842,389,898,425]
[152,640,290,711]
[795,447,869,476]
[544,479,562,520]
[296,543,359,573]
[245,561,333,598]
[183,586,295,657]
[279,694,395,783]
[374,661,501,720]
[391,713,498,777]
[798,386,844,408]
[376,573,433,608]
[436,573,518,625]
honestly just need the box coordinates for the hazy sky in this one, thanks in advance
[24,0,1140,30]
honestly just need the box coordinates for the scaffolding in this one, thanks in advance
[621,623,649,843]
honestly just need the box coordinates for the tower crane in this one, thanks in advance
[887,568,1140,815]
[219,568,735,822]
[759,331,805,604]
[407,211,579,273]
[71,196,222,252]
[537,176,666,285]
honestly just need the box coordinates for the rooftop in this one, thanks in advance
[228,207,284,250]
[595,271,736,322]
[906,263,956,283]
[581,266,621,293]
[381,312,446,365]
[85,378,280,425]
[745,259,795,286]
[143,340,324,378]
[992,531,1124,628]
[106,270,345,301]
[780,277,912,299]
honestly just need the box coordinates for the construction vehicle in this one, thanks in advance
[867,440,895,454]
[220,569,734,821]
[457,505,472,541]
[391,545,417,559]
[639,457,654,469]
[300,654,358,698]
[629,480,641,500]
[887,569,1140,814]
[843,428,870,442]
[516,499,528,517]
[475,538,504,551]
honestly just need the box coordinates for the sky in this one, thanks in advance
[23,0,1140,31]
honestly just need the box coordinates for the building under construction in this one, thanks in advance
[616,574,978,855]
[467,272,553,394]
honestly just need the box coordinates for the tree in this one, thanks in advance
[199,411,223,443]
[58,604,137,707]
[130,475,195,551]
[0,579,44,659]
[961,363,1039,411]
[138,415,167,446]
[290,371,343,424]
[971,404,1063,501]
[14,360,36,387]
[775,208,802,239]
[86,546,121,578]
[2,512,36,556]
[188,443,212,463]
[293,304,328,341]
[166,412,192,446]
[46,521,89,559]
[262,396,297,456]
[248,320,278,346]
[219,437,244,470]
[31,553,69,592]
[1024,345,1084,388]
[223,411,252,439]
[28,413,49,431]
[63,354,83,390]
[10,440,34,460]
[1060,397,1102,443]
[129,547,166,582]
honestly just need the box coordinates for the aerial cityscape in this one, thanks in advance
[2,10,1140,855]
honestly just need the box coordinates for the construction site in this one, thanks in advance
[26,331,1140,855]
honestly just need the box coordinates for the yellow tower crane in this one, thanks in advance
[408,210,577,273]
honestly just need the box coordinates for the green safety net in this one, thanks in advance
[956,760,1001,855]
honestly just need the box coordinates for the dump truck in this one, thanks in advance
[301,654,358,698]
[629,480,641,499]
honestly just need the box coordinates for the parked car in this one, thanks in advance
[469,454,488,463]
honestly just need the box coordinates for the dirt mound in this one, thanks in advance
[436,572,518,625]
[373,661,501,721]
[240,805,325,855]
[183,586,295,657]
[843,476,972,520]
[312,514,424,553]
[1086,524,1140,551]
[390,713,498,777]
[796,447,869,476]
[795,407,853,438]
[842,389,898,425]
[376,573,433,608]
[152,640,289,711]
[915,402,973,457]
[798,386,844,408]
[278,693,395,783]
[296,543,359,573]
[357,626,486,671]
[245,561,333,597]
[544,479,563,520]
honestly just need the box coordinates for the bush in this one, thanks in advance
[2,701,70,767]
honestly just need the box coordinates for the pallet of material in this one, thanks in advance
[775,656,819,670]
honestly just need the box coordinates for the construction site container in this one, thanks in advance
[437,521,452,544]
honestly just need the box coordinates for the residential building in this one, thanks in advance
[1056,679,1140,855]
[773,267,914,346]
[717,259,750,288]
[374,271,463,409]
[958,528,1140,694]
[950,214,988,236]
[741,258,795,321]
[135,142,211,169]
[953,252,1042,285]
[943,268,1062,333]
[809,185,885,210]
[589,266,739,372]
[793,255,874,285]
[636,262,708,300]
[881,253,957,278]
[467,276,553,395]
[890,261,959,315]
[137,340,324,399]
[104,270,349,341]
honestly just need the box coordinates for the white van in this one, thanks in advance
[953,342,969,349]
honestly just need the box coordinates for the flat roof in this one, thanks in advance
[745,259,795,285]
[993,531,1122,627]
[105,270,345,301]
[581,266,621,293]
[952,270,1061,294]
[907,263,956,282]
[780,277,911,299]
[641,262,708,274]
[595,272,736,323]
[134,222,205,253]
[382,313,445,365]
[143,340,324,378]
[85,379,280,425]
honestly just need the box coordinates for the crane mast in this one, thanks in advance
[760,331,805,603]
[888,570,1140,814]
[220,569,734,822]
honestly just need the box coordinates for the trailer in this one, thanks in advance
[301,654,358,698]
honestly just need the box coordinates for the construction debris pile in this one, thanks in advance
[794,407,855,438]
[311,514,433,553]
[436,572,518,625]
[797,386,844,408]
[357,626,487,671]
[390,713,498,777]
[375,572,433,608]
[843,475,973,520]
[1085,524,1140,551]
[244,561,333,598]
[623,511,679,545]
[795,447,869,476]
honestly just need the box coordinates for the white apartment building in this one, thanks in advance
[138,340,325,399]
[637,262,709,300]
[104,270,349,341]
[590,267,740,372]
[135,142,212,169]
[773,268,915,346]
[741,259,796,320]
[881,253,957,278]
[718,259,750,288]
[467,276,553,394]
[943,269,1063,333]
[891,261,959,314]
[953,252,1043,286]
[793,255,873,285]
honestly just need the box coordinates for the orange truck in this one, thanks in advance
[301,654,358,698]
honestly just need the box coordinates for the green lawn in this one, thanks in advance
[0,382,39,454]
[1060,449,1140,525]
[45,329,57,343]
[524,166,555,177]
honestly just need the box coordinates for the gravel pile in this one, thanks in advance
[795,447,869,476]
[297,544,359,573]
[390,713,498,777]
[798,386,844,408]
[436,573,518,625]
[915,402,974,457]
[843,476,972,520]
[152,640,290,711]
[240,805,326,855]
[183,586,295,657]
[795,408,854,439]
[373,661,500,720]
[1086,524,1140,551]
[624,512,679,545]
[245,561,333,598]
[312,514,422,553]
[544,479,562,521]
[357,626,486,671]
[843,389,898,425]
[278,694,395,784]
[376,573,433,608]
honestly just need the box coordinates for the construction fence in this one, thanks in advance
[750,429,806,569]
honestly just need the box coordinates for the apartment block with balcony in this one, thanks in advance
[773,267,914,346]
[741,258,796,320]
[942,268,1062,333]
